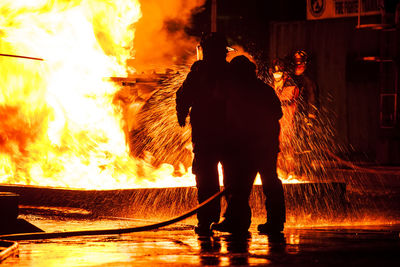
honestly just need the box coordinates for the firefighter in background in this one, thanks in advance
[176,32,230,236]
[291,50,318,119]
[290,50,319,175]
[269,59,300,177]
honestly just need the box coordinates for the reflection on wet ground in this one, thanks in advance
[1,215,400,266]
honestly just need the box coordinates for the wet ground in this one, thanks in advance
[1,167,400,266]
[1,214,400,266]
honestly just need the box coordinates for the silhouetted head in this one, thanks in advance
[230,55,256,81]
[200,32,228,61]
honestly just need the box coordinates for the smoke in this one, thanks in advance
[130,0,206,73]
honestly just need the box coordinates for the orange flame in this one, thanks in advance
[0,0,202,189]
[0,0,299,190]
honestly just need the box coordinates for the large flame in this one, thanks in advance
[0,0,304,191]
[0,0,197,189]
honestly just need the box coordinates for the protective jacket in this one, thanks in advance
[176,59,230,153]
[226,77,282,155]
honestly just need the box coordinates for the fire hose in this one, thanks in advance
[0,189,225,241]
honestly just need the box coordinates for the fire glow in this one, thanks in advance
[0,0,304,190]
[0,0,201,189]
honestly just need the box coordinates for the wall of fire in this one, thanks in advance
[267,17,400,164]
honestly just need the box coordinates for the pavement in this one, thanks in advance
[1,166,400,266]
[1,213,400,266]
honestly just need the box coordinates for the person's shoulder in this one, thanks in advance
[190,60,205,72]
[255,78,274,91]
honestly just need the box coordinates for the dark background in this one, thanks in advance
[188,0,307,59]
[187,0,400,165]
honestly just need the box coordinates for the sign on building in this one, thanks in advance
[307,0,381,20]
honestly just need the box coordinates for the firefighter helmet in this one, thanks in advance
[271,58,286,73]
[230,55,256,78]
[269,58,286,81]
[293,50,308,65]
[200,32,228,53]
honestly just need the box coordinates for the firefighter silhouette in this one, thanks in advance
[289,50,319,176]
[211,55,285,234]
[291,50,318,117]
[176,32,230,235]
